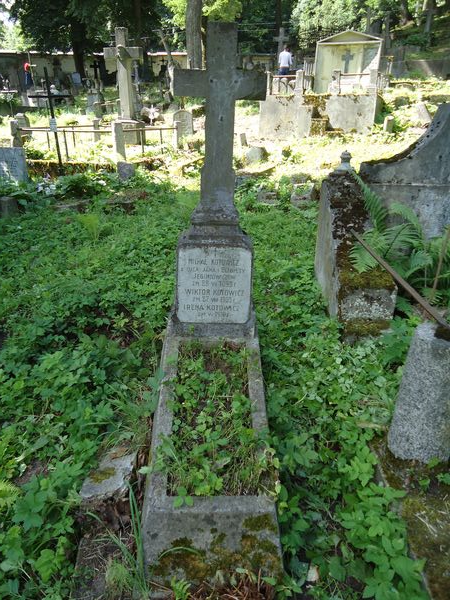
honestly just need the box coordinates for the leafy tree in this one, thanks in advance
[9,0,109,77]
[0,22,31,51]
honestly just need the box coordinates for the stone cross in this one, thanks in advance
[341,49,354,73]
[171,21,266,226]
[104,28,143,120]
[273,27,289,56]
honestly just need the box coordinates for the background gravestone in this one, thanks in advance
[172,109,194,137]
[360,104,450,238]
[0,147,28,182]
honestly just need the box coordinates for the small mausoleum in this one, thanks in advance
[314,30,382,93]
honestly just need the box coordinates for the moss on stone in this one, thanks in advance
[152,528,282,586]
[89,467,116,483]
[343,319,390,338]
[243,513,278,534]
[402,496,450,600]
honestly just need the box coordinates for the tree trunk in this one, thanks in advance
[399,0,413,25]
[70,20,87,79]
[186,0,203,69]
[275,0,282,34]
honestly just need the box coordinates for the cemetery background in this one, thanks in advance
[0,13,450,600]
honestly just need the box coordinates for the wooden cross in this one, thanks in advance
[171,22,266,225]
[273,27,289,56]
[341,49,354,73]
[104,27,143,119]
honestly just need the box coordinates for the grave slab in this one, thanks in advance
[360,103,450,238]
[172,109,194,137]
[1,196,19,218]
[141,324,281,595]
[0,147,28,182]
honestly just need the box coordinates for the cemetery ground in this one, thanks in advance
[0,80,449,600]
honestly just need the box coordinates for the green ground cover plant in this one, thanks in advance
[152,342,271,501]
[0,168,436,599]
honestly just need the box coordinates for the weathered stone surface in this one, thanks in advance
[414,101,432,125]
[141,325,282,594]
[172,109,194,137]
[388,322,450,462]
[117,160,136,181]
[383,115,394,132]
[290,183,316,206]
[1,196,19,218]
[360,104,450,238]
[244,145,268,164]
[257,187,279,205]
[259,93,381,139]
[79,446,136,506]
[315,169,396,334]
[0,147,28,182]
[259,95,313,139]
[104,27,143,120]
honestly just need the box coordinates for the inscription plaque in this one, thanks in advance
[177,246,252,323]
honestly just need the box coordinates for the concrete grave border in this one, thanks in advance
[141,321,282,596]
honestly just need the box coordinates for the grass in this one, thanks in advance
[153,341,271,498]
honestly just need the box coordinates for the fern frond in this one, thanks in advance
[404,250,433,278]
[389,202,424,237]
[382,224,420,261]
[349,229,389,273]
[0,480,20,509]
[352,173,388,232]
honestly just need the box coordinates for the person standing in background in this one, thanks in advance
[278,46,292,75]
[24,61,34,89]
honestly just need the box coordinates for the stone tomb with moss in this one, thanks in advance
[315,159,397,337]
[141,326,281,592]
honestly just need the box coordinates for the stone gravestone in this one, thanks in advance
[104,28,143,120]
[172,109,193,137]
[104,27,144,145]
[141,22,281,589]
[0,147,28,182]
[360,103,450,238]
[388,321,450,462]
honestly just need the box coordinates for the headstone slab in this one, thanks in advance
[172,109,194,137]
[174,230,255,337]
[176,245,252,324]
[0,147,28,182]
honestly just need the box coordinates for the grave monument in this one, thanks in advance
[315,152,397,337]
[0,147,28,182]
[387,321,450,463]
[360,103,450,238]
[259,30,384,139]
[314,30,382,93]
[141,22,281,591]
[104,28,144,144]
[0,146,28,218]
